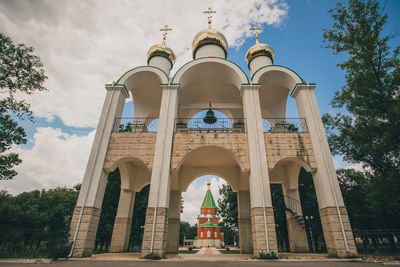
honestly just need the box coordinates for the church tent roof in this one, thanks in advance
[201,188,216,208]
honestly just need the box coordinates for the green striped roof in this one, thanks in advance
[198,221,219,227]
[201,188,216,208]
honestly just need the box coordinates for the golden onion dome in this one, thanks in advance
[192,28,228,59]
[147,44,175,67]
[245,42,274,67]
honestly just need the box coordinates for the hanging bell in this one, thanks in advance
[203,102,217,124]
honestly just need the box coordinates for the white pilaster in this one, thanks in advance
[241,85,272,208]
[291,84,344,208]
[147,85,179,208]
[76,84,129,209]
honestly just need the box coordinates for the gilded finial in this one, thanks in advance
[160,25,172,45]
[207,181,211,189]
[203,6,216,30]
[249,23,262,44]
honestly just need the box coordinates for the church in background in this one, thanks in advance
[183,182,224,247]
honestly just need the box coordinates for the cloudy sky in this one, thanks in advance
[0,0,399,225]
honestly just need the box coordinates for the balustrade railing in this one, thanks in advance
[113,117,158,132]
[174,118,246,133]
[263,118,308,133]
[113,117,308,134]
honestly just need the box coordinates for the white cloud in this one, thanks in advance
[0,127,95,195]
[181,177,227,225]
[0,0,288,128]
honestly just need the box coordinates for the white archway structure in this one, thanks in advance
[69,22,357,259]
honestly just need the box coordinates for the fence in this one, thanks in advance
[263,118,308,133]
[354,229,400,254]
[174,118,246,133]
[113,118,158,132]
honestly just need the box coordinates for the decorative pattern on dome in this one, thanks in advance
[245,43,274,66]
[147,44,176,66]
[192,29,228,59]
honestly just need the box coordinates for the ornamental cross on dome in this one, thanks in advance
[160,25,172,45]
[203,6,216,29]
[250,23,262,44]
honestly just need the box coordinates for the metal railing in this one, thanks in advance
[113,117,307,134]
[353,229,400,253]
[174,118,246,133]
[113,118,158,132]
[263,118,308,133]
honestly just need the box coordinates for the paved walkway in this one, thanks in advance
[197,247,221,255]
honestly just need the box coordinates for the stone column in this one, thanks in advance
[142,85,179,258]
[110,189,136,252]
[292,84,357,256]
[69,84,129,257]
[283,188,309,252]
[237,191,253,254]
[242,85,277,256]
[110,162,137,252]
[166,190,181,254]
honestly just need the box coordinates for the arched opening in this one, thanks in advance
[175,59,246,119]
[179,176,239,253]
[253,66,305,133]
[94,158,151,254]
[269,157,327,253]
[166,143,251,255]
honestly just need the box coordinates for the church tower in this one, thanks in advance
[69,7,357,259]
[195,181,224,247]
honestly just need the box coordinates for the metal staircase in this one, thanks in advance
[272,191,305,228]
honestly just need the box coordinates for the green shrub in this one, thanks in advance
[144,253,161,260]
[258,251,278,259]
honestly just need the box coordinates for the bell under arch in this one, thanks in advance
[174,58,248,119]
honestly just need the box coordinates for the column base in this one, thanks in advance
[250,207,278,257]
[238,217,253,253]
[286,211,309,252]
[166,218,180,253]
[320,207,357,257]
[110,218,133,252]
[141,207,168,258]
[69,206,101,257]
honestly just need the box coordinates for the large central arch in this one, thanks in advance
[165,144,253,254]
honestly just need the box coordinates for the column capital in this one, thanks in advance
[105,83,130,98]
[290,83,316,98]
[241,84,261,91]
[161,84,181,95]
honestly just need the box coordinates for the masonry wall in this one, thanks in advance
[171,133,250,170]
[103,132,315,174]
[264,132,316,170]
[103,132,157,171]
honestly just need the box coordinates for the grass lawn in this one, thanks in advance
[219,250,240,254]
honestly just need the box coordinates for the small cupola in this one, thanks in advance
[147,25,175,75]
[192,7,228,59]
[245,23,274,75]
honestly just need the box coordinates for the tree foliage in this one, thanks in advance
[0,33,47,180]
[0,186,79,258]
[322,0,400,228]
[215,184,238,246]
[215,184,238,231]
